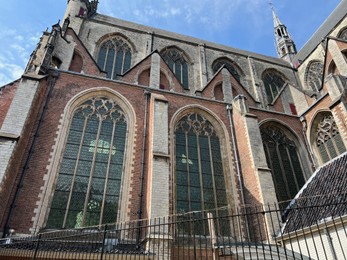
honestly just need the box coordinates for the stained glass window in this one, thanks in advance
[262,70,285,104]
[212,58,241,82]
[305,61,323,92]
[162,48,189,89]
[47,97,127,228]
[316,114,346,163]
[175,113,228,234]
[261,126,305,208]
[97,37,132,79]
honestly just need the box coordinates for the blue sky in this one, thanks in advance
[0,0,342,86]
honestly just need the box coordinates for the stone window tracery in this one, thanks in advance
[97,37,132,79]
[316,114,346,163]
[162,48,189,89]
[47,97,127,228]
[305,61,323,92]
[262,70,286,104]
[175,113,228,234]
[261,126,305,208]
[212,58,241,82]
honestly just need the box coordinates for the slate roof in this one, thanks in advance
[281,152,347,233]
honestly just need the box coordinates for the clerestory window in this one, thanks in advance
[162,48,189,89]
[97,37,132,79]
[47,97,127,228]
[262,70,286,104]
[338,28,347,41]
[212,58,241,82]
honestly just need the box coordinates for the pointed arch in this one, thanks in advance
[96,34,134,79]
[338,27,347,41]
[212,57,244,83]
[304,60,323,92]
[260,121,307,208]
[310,111,346,164]
[170,105,236,235]
[161,46,190,90]
[262,69,286,104]
[37,88,136,230]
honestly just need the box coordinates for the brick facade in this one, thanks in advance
[0,0,346,238]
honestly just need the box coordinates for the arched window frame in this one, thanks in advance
[212,58,242,83]
[311,112,346,164]
[35,88,136,231]
[96,36,133,79]
[171,107,237,236]
[161,47,190,90]
[262,70,286,104]
[338,27,347,41]
[305,60,323,92]
[261,124,306,208]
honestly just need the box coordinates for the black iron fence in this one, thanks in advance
[1,202,346,259]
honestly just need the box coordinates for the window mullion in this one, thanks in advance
[196,134,204,213]
[81,117,103,227]
[276,144,291,202]
[323,142,333,161]
[99,119,116,225]
[185,132,191,213]
[62,115,88,228]
[111,48,118,79]
[103,47,109,71]
[208,135,221,233]
[285,146,299,192]
[121,49,126,74]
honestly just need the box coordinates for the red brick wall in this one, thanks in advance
[0,82,19,128]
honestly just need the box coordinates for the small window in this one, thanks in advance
[214,84,224,101]
[69,52,83,73]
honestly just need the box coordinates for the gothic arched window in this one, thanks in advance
[262,70,286,104]
[175,113,228,233]
[261,126,306,208]
[47,97,127,228]
[212,58,241,82]
[315,114,346,163]
[305,61,323,92]
[162,48,189,89]
[97,37,132,79]
[338,28,347,41]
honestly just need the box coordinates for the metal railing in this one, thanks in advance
[1,202,346,259]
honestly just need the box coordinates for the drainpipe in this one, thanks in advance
[136,89,150,246]
[2,70,59,237]
[226,104,250,240]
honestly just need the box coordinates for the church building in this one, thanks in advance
[0,0,346,242]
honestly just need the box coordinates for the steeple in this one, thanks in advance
[271,6,297,65]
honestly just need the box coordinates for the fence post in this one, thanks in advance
[207,212,218,260]
[33,233,42,260]
[100,224,108,260]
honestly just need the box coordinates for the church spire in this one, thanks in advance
[271,5,297,65]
